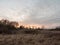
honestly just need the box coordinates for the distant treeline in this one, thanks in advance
[0,19,60,34]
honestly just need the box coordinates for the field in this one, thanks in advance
[0,30,60,45]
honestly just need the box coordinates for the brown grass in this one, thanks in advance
[0,30,60,45]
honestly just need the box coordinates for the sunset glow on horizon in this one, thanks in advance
[0,0,60,28]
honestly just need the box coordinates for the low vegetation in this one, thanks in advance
[0,19,60,45]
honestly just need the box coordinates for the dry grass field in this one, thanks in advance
[0,30,60,45]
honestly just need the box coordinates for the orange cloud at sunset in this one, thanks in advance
[18,22,44,29]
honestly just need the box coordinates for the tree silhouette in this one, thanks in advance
[19,25,24,29]
[0,19,17,34]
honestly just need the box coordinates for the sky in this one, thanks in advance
[0,0,60,28]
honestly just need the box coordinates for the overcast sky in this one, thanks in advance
[0,0,60,28]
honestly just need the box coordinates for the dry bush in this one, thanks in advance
[24,30,39,34]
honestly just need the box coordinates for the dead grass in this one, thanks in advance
[0,30,60,45]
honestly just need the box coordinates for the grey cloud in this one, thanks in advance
[0,0,60,28]
[24,0,60,26]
